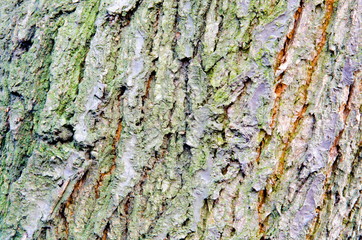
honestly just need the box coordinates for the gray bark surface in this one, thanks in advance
[0,0,361,239]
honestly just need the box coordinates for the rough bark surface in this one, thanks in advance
[0,0,361,239]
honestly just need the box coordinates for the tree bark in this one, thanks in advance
[0,0,361,239]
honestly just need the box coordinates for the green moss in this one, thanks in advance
[188,148,208,175]
[213,88,230,104]
[55,0,100,116]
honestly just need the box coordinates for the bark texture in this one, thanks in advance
[0,0,361,239]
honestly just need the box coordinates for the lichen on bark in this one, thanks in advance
[0,0,361,239]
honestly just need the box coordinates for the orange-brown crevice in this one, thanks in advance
[61,170,89,237]
[270,82,288,129]
[257,1,306,236]
[330,70,359,159]
[97,71,157,238]
[289,0,337,238]
[258,0,336,236]
[270,0,305,129]
[274,0,335,187]
[307,0,335,84]
[257,2,306,235]
[271,0,335,131]
[143,71,155,103]
[101,222,111,240]
[305,206,322,240]
[274,0,305,72]
[308,70,361,239]
[287,0,335,164]
[257,188,268,235]
[255,130,271,165]
[94,120,123,199]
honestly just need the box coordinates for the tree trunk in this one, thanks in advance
[0,0,361,239]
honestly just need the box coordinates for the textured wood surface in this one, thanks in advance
[0,0,361,239]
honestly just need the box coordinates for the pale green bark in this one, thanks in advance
[0,0,361,239]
